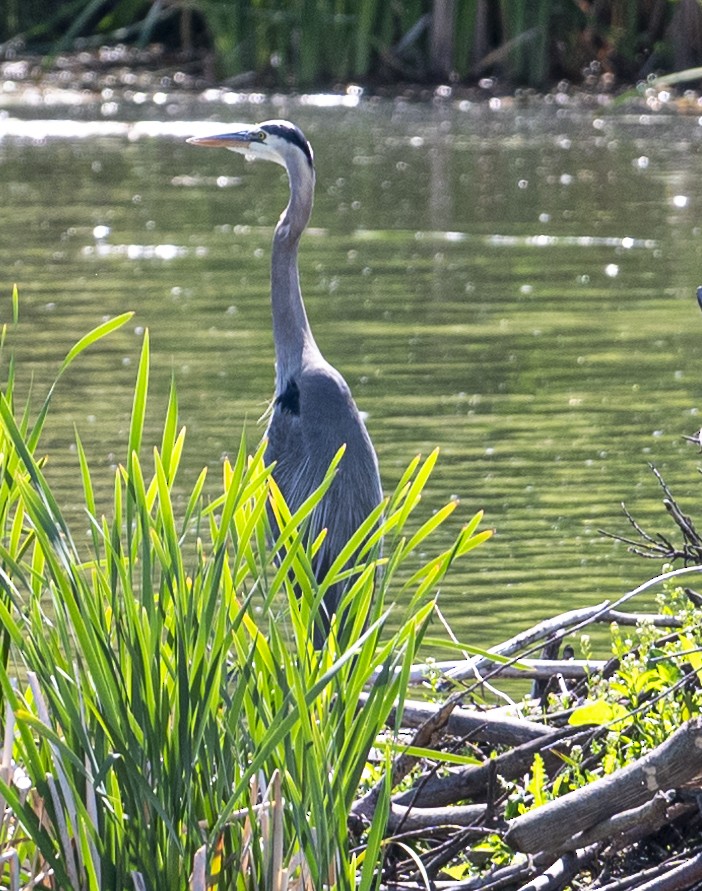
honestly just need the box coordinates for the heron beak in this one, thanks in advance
[186,130,252,149]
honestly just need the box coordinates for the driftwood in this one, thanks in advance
[505,718,702,854]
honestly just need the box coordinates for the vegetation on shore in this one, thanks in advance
[2,1,702,91]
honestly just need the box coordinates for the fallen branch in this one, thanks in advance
[443,603,612,685]
[437,856,538,890]
[352,693,460,823]
[568,789,673,851]
[407,659,606,685]
[385,801,487,833]
[394,726,581,809]
[505,718,702,855]
[516,843,600,891]
[594,854,701,891]
[392,698,551,746]
[594,609,683,628]
[445,567,702,692]
[636,850,702,891]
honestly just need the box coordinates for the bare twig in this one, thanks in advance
[602,464,702,564]
[443,603,612,685]
[635,850,702,891]
[516,843,600,891]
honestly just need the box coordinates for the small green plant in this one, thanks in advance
[0,297,490,889]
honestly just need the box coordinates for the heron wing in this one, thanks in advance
[264,363,382,616]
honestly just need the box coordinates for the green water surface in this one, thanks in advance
[1,94,702,649]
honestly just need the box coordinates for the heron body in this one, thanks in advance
[188,120,382,642]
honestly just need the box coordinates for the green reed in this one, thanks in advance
[0,302,489,889]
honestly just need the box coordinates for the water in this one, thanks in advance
[1,92,702,651]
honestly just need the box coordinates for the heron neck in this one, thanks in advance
[270,169,317,390]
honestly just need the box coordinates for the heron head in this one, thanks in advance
[187,120,314,172]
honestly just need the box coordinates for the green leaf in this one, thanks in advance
[527,753,547,808]
[60,312,134,374]
[11,283,19,325]
[127,328,150,466]
[569,699,630,730]
[386,742,480,766]
[678,634,702,682]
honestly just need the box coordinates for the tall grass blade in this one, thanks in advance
[10,284,18,325]
[60,312,134,374]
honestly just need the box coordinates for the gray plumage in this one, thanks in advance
[188,120,382,642]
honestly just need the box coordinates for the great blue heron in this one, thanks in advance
[188,120,383,643]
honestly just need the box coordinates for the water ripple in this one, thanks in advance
[357,229,659,249]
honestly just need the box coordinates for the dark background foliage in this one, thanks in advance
[2,0,702,90]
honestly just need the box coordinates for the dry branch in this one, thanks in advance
[568,790,674,850]
[394,726,580,809]
[435,858,537,890]
[594,609,683,628]
[392,698,551,746]
[635,851,702,891]
[407,659,606,684]
[443,603,612,685]
[461,658,604,680]
[594,856,700,891]
[515,843,599,891]
[385,801,487,833]
[352,694,461,822]
[505,718,702,854]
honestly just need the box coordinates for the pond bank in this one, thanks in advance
[2,47,702,115]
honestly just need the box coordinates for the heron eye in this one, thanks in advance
[256,131,266,141]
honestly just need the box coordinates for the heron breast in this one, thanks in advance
[275,377,300,415]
